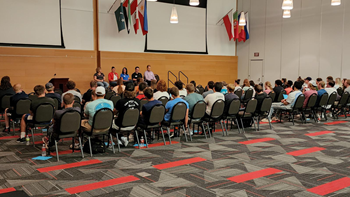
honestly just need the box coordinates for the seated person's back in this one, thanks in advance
[82,80,97,104]
[31,87,55,113]
[254,85,268,112]
[141,88,162,124]
[205,82,225,115]
[224,84,239,114]
[115,83,140,126]
[164,87,189,122]
[183,83,203,115]
[0,76,15,99]
[136,82,147,100]
[45,82,61,104]
[153,79,169,100]
[62,80,82,102]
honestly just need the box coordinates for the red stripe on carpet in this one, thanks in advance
[227,168,282,183]
[305,131,334,136]
[0,133,43,140]
[135,141,179,149]
[65,175,139,194]
[324,121,347,125]
[287,147,325,156]
[50,149,81,156]
[239,138,275,145]
[37,159,102,173]
[307,177,350,195]
[153,157,206,170]
[0,187,16,194]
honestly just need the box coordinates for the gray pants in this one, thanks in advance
[268,103,291,120]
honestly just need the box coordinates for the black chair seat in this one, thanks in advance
[238,111,251,116]
[162,120,183,127]
[202,116,221,122]
[138,122,160,129]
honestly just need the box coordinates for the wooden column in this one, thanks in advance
[93,0,100,67]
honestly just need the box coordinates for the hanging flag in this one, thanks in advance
[138,0,148,35]
[237,13,246,42]
[232,11,238,41]
[244,12,250,41]
[223,11,233,40]
[123,0,131,34]
[114,0,126,32]
[130,0,139,34]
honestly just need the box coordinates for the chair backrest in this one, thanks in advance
[339,92,349,106]
[306,94,318,108]
[34,103,55,123]
[140,99,148,110]
[74,96,81,104]
[227,99,240,116]
[1,94,12,110]
[121,108,139,127]
[92,108,113,130]
[277,90,286,102]
[327,92,337,105]
[105,91,114,100]
[59,110,81,134]
[170,102,187,122]
[191,101,206,119]
[293,94,305,110]
[15,99,31,116]
[243,89,253,101]
[210,99,225,118]
[260,97,272,113]
[268,92,276,102]
[318,93,329,106]
[148,105,165,124]
[52,98,59,110]
[337,87,343,96]
[110,95,121,108]
[245,99,258,114]
[234,89,242,98]
[28,94,37,101]
[73,102,81,109]
[158,96,169,106]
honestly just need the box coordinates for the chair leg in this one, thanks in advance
[240,118,245,133]
[55,140,59,162]
[161,128,166,145]
[143,130,149,148]
[167,127,172,144]
[268,117,272,130]
[252,118,257,132]
[219,120,225,136]
[12,121,15,136]
[235,119,241,134]
[292,114,295,125]
[257,116,260,131]
[110,134,115,154]
[188,125,193,141]
[78,136,84,158]
[116,133,121,152]
[88,137,93,157]
[224,120,229,136]
[135,130,141,149]
[206,123,212,138]
[31,128,35,147]
[182,125,188,142]
[201,123,207,139]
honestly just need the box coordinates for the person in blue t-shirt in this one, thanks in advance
[316,81,327,104]
[140,87,162,125]
[120,67,130,82]
[164,87,189,127]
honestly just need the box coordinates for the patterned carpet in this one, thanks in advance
[1,117,350,197]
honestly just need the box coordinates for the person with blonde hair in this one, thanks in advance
[335,77,342,89]
[113,78,125,95]
[94,67,109,89]
[264,81,273,94]
[242,79,252,93]
[153,79,169,100]
[303,81,318,108]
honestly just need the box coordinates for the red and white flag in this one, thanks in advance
[130,0,139,34]
[138,0,148,35]
[223,10,234,40]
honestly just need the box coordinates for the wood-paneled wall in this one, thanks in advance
[100,51,238,87]
[0,47,237,93]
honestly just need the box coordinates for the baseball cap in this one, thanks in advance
[45,83,54,90]
[125,82,135,91]
[309,80,317,87]
[305,77,312,81]
[95,86,106,96]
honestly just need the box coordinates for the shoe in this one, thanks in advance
[169,132,174,138]
[16,137,26,143]
[188,129,194,136]
[121,137,128,147]
[69,143,81,150]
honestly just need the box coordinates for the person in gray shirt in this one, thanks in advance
[202,81,214,98]
[183,83,204,115]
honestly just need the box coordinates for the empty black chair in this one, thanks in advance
[302,94,318,123]
[158,96,169,106]
[277,90,287,102]
[162,102,189,143]
[238,99,257,133]
[115,108,140,151]
[9,99,31,135]
[234,89,243,99]
[202,100,226,136]
[280,94,305,125]
[254,98,272,130]
[224,99,241,133]
[188,101,207,139]
[54,110,84,161]
[110,95,121,108]
[268,92,276,102]
[337,87,343,96]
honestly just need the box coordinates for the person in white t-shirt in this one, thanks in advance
[153,79,170,100]
[204,82,225,115]
[325,80,337,96]
[175,81,187,97]
[268,81,303,121]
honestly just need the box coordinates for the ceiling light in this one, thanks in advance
[239,12,246,26]
[189,0,199,6]
[170,6,178,24]
[331,0,341,6]
[283,10,291,18]
[282,0,293,10]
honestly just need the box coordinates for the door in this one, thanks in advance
[249,60,264,84]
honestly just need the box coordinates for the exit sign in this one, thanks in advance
[254,52,259,57]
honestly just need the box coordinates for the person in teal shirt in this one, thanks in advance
[183,83,204,115]
[120,67,130,82]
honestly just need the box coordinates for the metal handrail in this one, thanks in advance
[168,71,177,88]
[178,71,189,85]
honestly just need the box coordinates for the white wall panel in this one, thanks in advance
[342,1,350,78]
[237,0,250,81]
[249,0,266,60]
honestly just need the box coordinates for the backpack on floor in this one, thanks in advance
[237,118,253,128]
[83,138,106,154]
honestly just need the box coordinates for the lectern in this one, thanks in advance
[49,78,69,93]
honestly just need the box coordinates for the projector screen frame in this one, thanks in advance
[0,0,65,49]
[144,1,208,54]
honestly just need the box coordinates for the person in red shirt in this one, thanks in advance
[136,82,147,100]
[284,80,293,95]
[108,67,119,87]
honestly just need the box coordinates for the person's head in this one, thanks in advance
[96,67,101,73]
[227,84,235,93]
[316,78,322,84]
[207,81,214,89]
[213,82,223,92]
[0,76,12,90]
[343,78,348,86]
[45,83,54,92]
[95,86,106,98]
[111,66,115,73]
[151,80,157,89]
[318,81,325,90]
[185,83,195,94]
[327,76,333,83]
[308,80,317,90]
[222,81,227,87]
[117,77,123,86]
[137,77,144,85]
[293,81,302,90]
[235,79,241,86]
[297,76,303,82]
[335,77,341,85]
[254,84,263,93]
[138,82,147,93]
[135,66,140,73]
[282,78,287,84]
[174,81,184,90]
[62,93,75,107]
[122,67,128,75]
[90,80,98,90]
[66,80,76,90]
[190,80,196,87]
[305,77,312,84]
[169,87,179,98]
[144,88,154,100]
[265,81,272,90]
[345,80,350,88]
[275,79,282,87]
[243,79,250,87]
[249,80,255,87]
[328,80,335,88]
[286,80,293,88]
[34,85,45,97]
[13,84,22,93]
[157,79,167,92]
[124,82,136,98]
[147,65,151,71]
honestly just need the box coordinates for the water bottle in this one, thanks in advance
[140,136,144,148]
[42,144,47,157]
[26,135,30,146]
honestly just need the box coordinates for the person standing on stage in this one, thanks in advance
[144,65,156,86]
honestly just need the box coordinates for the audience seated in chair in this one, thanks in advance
[153,79,169,100]
[0,76,15,100]
[221,81,228,95]
[42,93,81,150]
[325,80,337,96]
[204,82,225,116]
[234,79,242,92]
[264,81,273,94]
[175,81,187,97]
[164,87,189,132]
[344,80,350,94]
[268,81,302,121]
[303,77,312,91]
[202,81,215,98]
[224,84,239,114]
[45,83,61,104]
[136,82,147,100]
[139,88,162,125]
[317,81,327,102]
[303,80,318,108]
[273,79,284,102]
[284,80,293,95]
[94,67,109,89]
[3,84,28,133]
[62,80,82,105]
[82,80,97,105]
[18,85,55,142]
[108,66,119,87]
[183,83,203,115]
[254,84,268,113]
[113,78,125,95]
